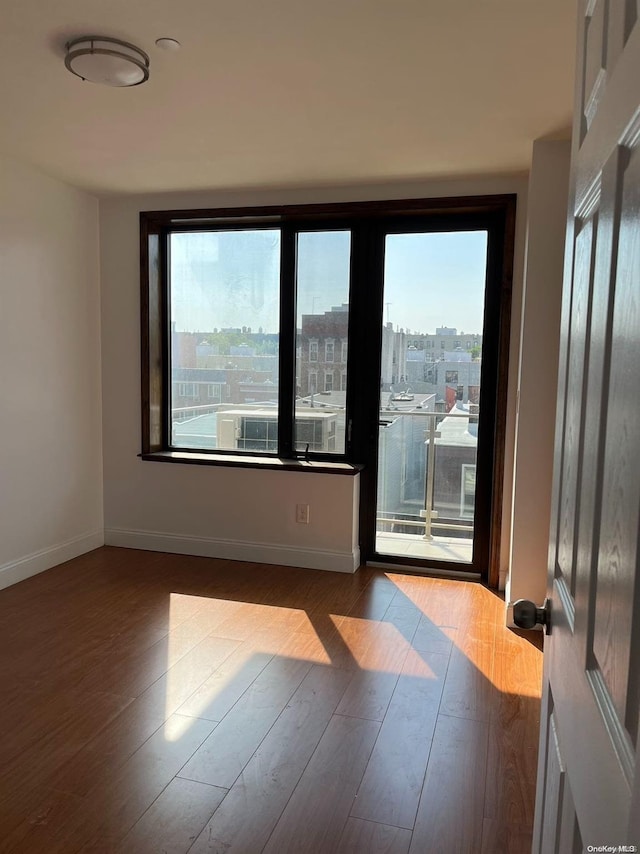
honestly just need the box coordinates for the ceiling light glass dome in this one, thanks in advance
[65,36,150,87]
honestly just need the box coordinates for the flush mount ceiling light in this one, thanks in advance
[65,36,150,87]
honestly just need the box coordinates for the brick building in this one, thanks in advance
[298,305,349,396]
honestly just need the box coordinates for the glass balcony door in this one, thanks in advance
[373,230,488,568]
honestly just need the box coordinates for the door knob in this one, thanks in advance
[513,598,551,634]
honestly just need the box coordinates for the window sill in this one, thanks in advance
[140,451,363,475]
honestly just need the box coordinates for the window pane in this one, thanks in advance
[376,230,487,564]
[170,229,281,451]
[295,231,351,455]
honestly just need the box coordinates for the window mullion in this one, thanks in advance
[278,225,296,457]
[161,227,171,450]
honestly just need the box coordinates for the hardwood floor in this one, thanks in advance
[0,547,543,853]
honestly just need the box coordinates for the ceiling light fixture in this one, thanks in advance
[65,36,150,87]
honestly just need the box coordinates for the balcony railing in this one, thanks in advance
[376,407,478,542]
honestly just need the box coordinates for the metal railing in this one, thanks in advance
[377,407,478,540]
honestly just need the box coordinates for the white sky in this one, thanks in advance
[383,231,487,335]
[170,229,487,335]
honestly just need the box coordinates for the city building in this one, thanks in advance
[298,305,349,395]
[406,328,483,359]
[380,322,408,388]
[425,357,482,405]
[171,367,279,411]
[216,408,337,453]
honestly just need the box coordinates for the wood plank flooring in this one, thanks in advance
[0,547,543,853]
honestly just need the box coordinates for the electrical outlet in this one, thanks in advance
[296,503,310,524]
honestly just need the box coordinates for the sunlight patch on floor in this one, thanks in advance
[164,594,316,739]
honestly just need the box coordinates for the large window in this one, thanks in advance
[168,225,351,459]
[141,208,360,464]
[141,189,515,573]
[294,230,351,455]
[141,196,515,586]
[170,229,281,451]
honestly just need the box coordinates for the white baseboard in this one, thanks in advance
[0,529,105,592]
[104,527,360,574]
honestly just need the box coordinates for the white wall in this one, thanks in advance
[100,175,527,575]
[0,155,103,590]
[507,140,571,617]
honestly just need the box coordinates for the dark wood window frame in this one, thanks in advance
[141,195,516,586]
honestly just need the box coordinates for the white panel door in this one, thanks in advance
[533,1,640,850]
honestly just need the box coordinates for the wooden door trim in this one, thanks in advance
[488,196,517,588]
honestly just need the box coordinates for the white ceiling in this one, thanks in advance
[0,0,577,196]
